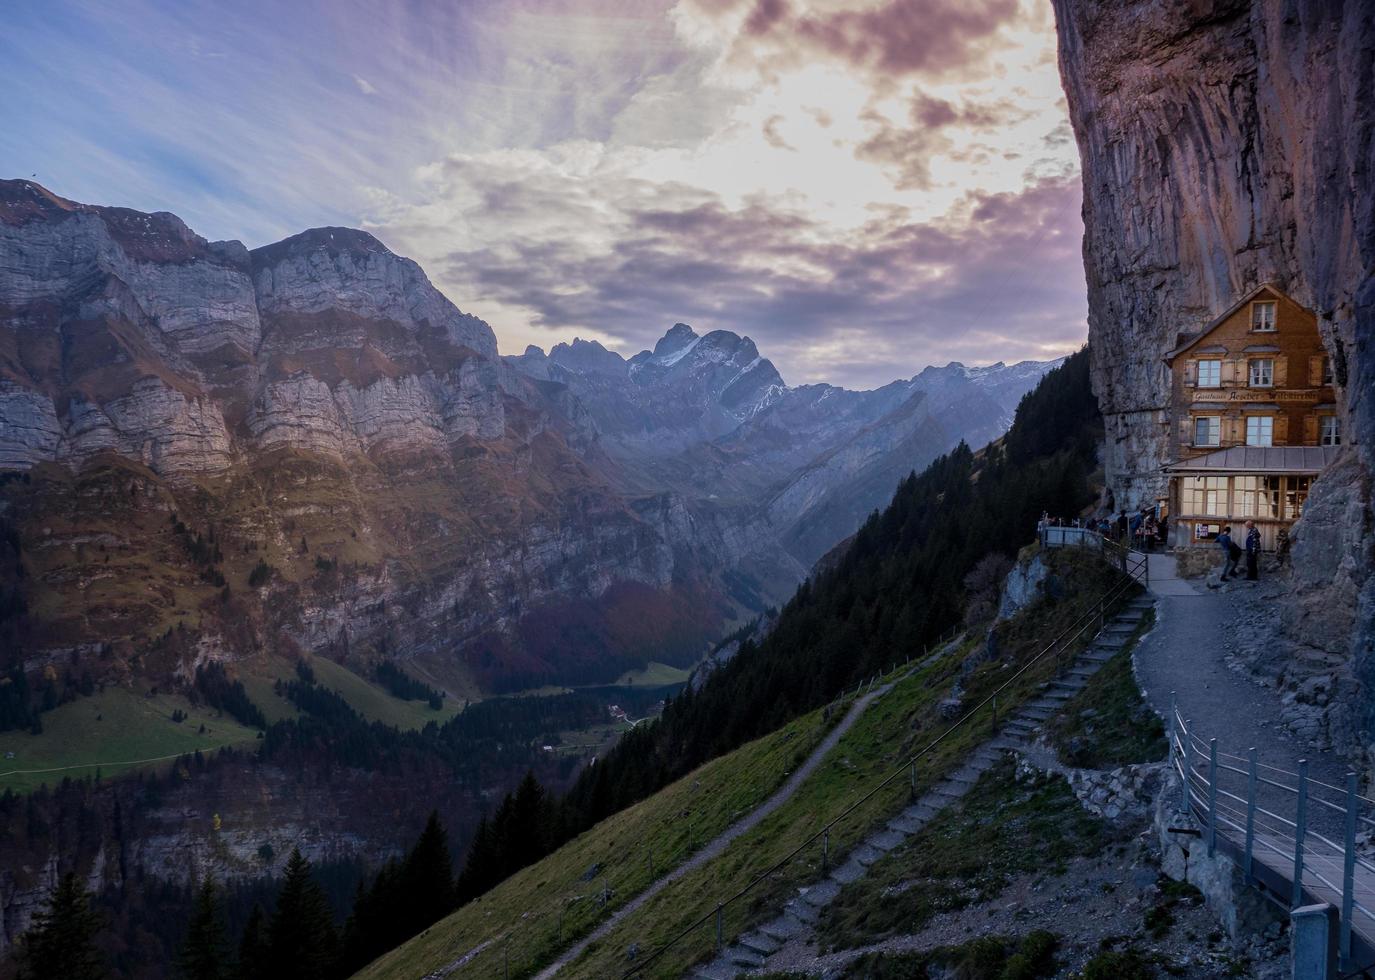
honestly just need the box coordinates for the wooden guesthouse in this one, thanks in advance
[1163,284,1340,551]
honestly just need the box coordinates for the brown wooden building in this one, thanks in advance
[1162,283,1340,550]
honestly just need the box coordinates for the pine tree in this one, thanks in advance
[265,849,338,980]
[400,811,455,926]
[178,877,228,980]
[17,872,107,980]
[235,904,267,980]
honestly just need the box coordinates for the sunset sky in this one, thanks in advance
[0,0,1087,389]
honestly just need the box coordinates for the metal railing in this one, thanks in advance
[1169,706,1375,971]
[1042,525,1150,591]
[621,541,1149,978]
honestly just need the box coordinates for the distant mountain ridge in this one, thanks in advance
[507,324,1062,565]
[0,176,1061,695]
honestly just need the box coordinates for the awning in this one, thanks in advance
[1164,445,1340,474]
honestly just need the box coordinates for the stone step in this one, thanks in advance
[1079,650,1115,664]
[801,878,842,908]
[1115,608,1146,621]
[691,962,738,980]
[888,813,925,835]
[786,898,819,924]
[758,913,807,942]
[1021,704,1057,720]
[868,829,907,852]
[829,857,867,884]
[739,931,781,956]
[931,781,971,802]
[949,766,983,784]
[972,746,1007,763]
[991,736,1028,751]
[723,945,765,968]
[1003,719,1037,734]
[1127,598,1154,609]
[1037,688,1075,701]
[852,844,885,867]
[1047,679,1086,693]
[1095,635,1130,649]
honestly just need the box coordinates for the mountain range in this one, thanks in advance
[0,178,1058,694]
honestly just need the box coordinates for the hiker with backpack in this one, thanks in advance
[1218,525,1241,581]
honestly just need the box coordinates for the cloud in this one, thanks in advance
[376,146,1086,387]
[352,74,378,95]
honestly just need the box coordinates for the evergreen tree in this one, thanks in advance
[235,905,268,980]
[265,849,338,980]
[17,872,107,980]
[400,811,455,925]
[178,877,229,980]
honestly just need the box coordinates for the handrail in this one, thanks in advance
[1168,703,1375,971]
[623,538,1147,977]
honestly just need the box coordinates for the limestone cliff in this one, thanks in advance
[1053,0,1374,748]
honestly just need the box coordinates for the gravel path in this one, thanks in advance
[1133,552,1351,837]
[529,681,896,980]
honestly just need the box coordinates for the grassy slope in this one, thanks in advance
[237,655,462,731]
[1046,611,1166,769]
[818,758,1111,950]
[610,661,691,688]
[354,704,839,980]
[0,686,261,794]
[357,550,1123,980]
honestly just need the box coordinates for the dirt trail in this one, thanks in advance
[526,680,896,980]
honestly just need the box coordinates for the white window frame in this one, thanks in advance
[1320,415,1341,446]
[1194,415,1221,447]
[1322,357,1334,385]
[1197,360,1221,388]
[1249,358,1274,387]
[1246,415,1274,447]
[1252,301,1277,332]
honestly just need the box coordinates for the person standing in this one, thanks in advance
[1218,525,1239,581]
[1245,520,1261,581]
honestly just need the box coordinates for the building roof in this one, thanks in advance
[1164,445,1340,474]
[1165,283,1303,362]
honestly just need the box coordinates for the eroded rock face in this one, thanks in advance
[1053,0,1375,745]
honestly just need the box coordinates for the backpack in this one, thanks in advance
[1228,541,1242,561]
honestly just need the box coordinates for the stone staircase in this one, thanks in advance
[686,595,1154,979]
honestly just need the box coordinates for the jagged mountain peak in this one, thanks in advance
[653,322,699,357]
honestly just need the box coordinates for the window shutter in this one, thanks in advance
[1275,414,1290,444]
[1226,417,1243,445]
[1309,355,1324,387]
[1220,360,1236,385]
[1274,356,1288,386]
[1185,359,1197,385]
[1303,414,1319,445]
[1179,416,1193,447]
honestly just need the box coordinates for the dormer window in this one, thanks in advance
[1249,358,1274,387]
[1252,301,1277,332]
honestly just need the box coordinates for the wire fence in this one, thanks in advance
[617,538,1149,978]
[1170,707,1375,972]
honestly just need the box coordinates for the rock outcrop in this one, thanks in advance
[1053,0,1374,751]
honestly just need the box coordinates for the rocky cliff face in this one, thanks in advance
[1053,0,1374,749]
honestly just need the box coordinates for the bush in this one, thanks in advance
[1083,949,1154,980]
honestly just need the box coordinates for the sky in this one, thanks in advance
[0,0,1088,389]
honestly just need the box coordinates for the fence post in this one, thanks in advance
[823,829,829,870]
[1342,772,1357,970]
[715,903,723,950]
[1294,759,1309,909]
[1245,747,1257,882]
[1207,738,1218,857]
[1180,720,1191,816]
[909,760,917,799]
[991,695,998,736]
[1167,693,1177,779]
